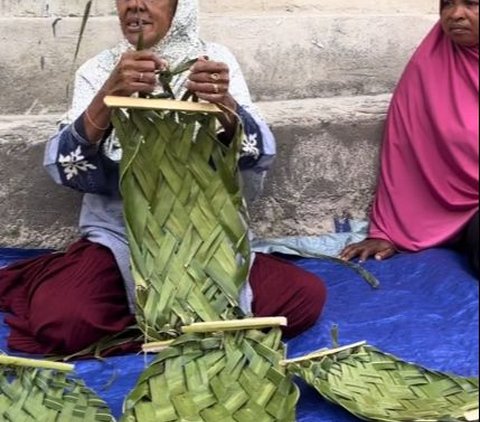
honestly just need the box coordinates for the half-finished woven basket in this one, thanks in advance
[109,97,250,341]
[0,356,114,421]
[285,342,479,422]
[121,323,299,422]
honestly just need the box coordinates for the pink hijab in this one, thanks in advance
[369,20,479,251]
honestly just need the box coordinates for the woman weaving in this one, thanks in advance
[341,0,479,276]
[0,0,327,355]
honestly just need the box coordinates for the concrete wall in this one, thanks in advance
[1,0,439,16]
[0,14,436,114]
[0,116,81,247]
[0,0,438,248]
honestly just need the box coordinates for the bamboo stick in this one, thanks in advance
[181,317,288,334]
[142,341,176,354]
[0,355,74,372]
[416,410,479,422]
[464,409,479,421]
[104,96,222,114]
[280,341,367,366]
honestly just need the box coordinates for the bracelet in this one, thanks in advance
[84,108,111,131]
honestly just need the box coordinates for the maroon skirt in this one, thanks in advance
[0,239,327,355]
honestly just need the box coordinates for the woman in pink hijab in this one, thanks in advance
[341,0,479,276]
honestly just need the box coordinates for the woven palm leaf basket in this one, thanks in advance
[121,318,299,422]
[283,341,479,422]
[107,95,250,341]
[0,355,114,421]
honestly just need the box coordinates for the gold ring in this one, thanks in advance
[212,83,219,94]
[210,72,220,81]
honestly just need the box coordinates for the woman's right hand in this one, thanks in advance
[83,51,167,144]
[339,239,396,263]
[102,51,167,97]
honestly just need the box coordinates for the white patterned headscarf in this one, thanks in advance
[112,0,204,97]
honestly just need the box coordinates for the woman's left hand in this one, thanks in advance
[186,57,237,111]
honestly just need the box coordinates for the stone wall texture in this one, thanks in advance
[0,0,438,248]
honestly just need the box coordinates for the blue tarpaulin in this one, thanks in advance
[0,247,478,421]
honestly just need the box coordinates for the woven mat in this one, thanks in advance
[122,329,299,421]
[287,343,479,422]
[113,107,250,340]
[0,366,113,421]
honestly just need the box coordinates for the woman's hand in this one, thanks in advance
[186,57,238,138]
[102,51,168,97]
[186,57,236,109]
[83,51,167,144]
[340,239,397,263]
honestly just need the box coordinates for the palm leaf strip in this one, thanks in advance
[0,355,114,421]
[121,328,299,421]
[285,343,479,422]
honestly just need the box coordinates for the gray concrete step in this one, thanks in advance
[0,14,435,114]
[2,0,438,17]
[0,93,390,248]
[253,94,390,237]
[0,114,81,248]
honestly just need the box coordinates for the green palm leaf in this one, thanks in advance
[285,343,479,422]
[121,328,299,422]
[73,0,92,64]
[0,356,114,421]
[111,102,250,341]
[109,92,299,422]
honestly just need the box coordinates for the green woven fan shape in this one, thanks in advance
[121,328,299,422]
[286,343,479,422]
[112,106,250,340]
[0,366,114,421]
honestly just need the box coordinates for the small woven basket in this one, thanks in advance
[285,342,479,422]
[0,356,114,421]
[109,98,250,341]
[121,320,299,422]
